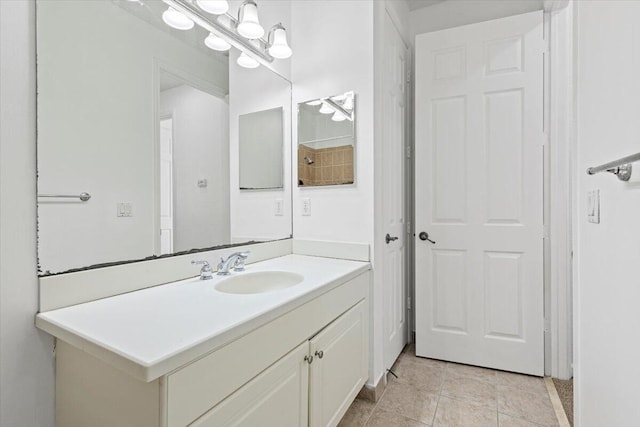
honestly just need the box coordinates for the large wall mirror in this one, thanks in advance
[36,0,292,275]
[298,91,355,187]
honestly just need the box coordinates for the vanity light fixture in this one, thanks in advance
[319,102,333,115]
[306,100,323,106]
[196,0,229,15]
[205,33,231,51]
[237,52,260,68]
[236,0,264,39]
[162,6,195,30]
[331,111,347,122]
[267,23,292,59]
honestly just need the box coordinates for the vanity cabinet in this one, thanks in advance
[54,270,369,427]
[191,300,368,427]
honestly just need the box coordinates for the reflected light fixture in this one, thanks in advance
[237,0,264,39]
[267,24,292,59]
[332,111,347,122]
[205,33,231,51]
[237,52,260,68]
[196,0,229,15]
[306,100,323,106]
[162,7,194,30]
[319,103,333,115]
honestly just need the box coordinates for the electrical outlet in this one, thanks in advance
[117,202,133,217]
[302,198,311,216]
[197,179,208,188]
[275,198,284,216]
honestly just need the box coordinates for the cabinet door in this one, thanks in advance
[309,300,368,427]
[190,342,309,427]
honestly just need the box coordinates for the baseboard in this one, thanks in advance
[358,375,387,403]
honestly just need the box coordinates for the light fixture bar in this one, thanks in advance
[163,0,274,63]
[323,98,353,121]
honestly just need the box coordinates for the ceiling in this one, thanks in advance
[407,0,446,11]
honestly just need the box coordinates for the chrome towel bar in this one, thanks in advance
[587,151,640,181]
[38,192,91,202]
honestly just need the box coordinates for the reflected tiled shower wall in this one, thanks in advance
[298,144,354,186]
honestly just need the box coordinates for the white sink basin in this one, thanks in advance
[215,271,304,294]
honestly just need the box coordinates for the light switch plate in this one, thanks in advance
[117,202,133,218]
[587,189,600,224]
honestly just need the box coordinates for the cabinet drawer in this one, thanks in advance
[189,342,309,427]
[166,272,369,426]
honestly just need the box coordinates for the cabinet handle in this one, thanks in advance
[304,355,314,364]
[314,350,324,359]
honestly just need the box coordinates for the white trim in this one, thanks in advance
[292,239,370,262]
[39,239,292,312]
[548,2,574,381]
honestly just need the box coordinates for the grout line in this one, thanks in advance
[544,377,571,427]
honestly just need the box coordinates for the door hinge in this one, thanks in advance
[407,296,412,307]
[406,221,412,235]
[544,317,550,333]
[406,70,411,84]
[406,145,412,159]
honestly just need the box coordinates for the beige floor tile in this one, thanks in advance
[393,358,444,393]
[498,413,546,427]
[445,362,498,384]
[432,396,498,427]
[441,375,498,409]
[497,385,559,427]
[495,371,548,397]
[366,407,428,427]
[337,398,377,427]
[403,355,448,371]
[377,380,439,424]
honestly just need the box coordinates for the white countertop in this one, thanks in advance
[36,255,370,382]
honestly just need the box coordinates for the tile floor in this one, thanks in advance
[338,345,559,427]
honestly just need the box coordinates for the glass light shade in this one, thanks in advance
[204,33,231,51]
[268,26,292,59]
[319,103,333,115]
[306,100,322,106]
[237,1,264,39]
[237,52,260,69]
[162,7,194,30]
[332,111,347,122]
[196,0,229,14]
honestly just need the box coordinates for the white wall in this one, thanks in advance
[574,1,640,424]
[160,85,230,251]
[37,0,228,273]
[0,1,55,425]
[410,0,543,36]
[291,0,380,384]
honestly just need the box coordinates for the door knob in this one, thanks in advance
[419,232,436,244]
[385,233,399,244]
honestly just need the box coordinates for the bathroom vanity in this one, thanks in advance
[36,255,370,427]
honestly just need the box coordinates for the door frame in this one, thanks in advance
[409,1,574,379]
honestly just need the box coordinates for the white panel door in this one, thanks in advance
[309,301,368,427]
[160,118,174,255]
[382,11,409,371]
[190,342,309,427]
[414,11,544,375]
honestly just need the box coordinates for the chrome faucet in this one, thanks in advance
[217,251,250,275]
[191,260,214,280]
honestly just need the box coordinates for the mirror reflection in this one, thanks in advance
[298,92,355,187]
[36,0,292,275]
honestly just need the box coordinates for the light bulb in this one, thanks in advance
[237,52,260,69]
[268,25,292,59]
[196,0,229,14]
[162,7,194,30]
[204,33,231,51]
[319,103,333,115]
[237,0,264,39]
[332,111,347,122]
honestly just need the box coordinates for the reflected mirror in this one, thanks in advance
[36,0,292,275]
[239,108,284,190]
[297,91,355,187]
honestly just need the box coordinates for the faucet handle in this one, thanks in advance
[233,251,251,271]
[191,260,213,280]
